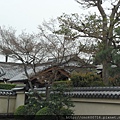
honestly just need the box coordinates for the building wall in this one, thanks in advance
[0,96,16,114]
[15,91,25,109]
[72,98,120,115]
[1,92,120,115]
[0,91,25,114]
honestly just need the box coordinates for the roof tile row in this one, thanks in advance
[0,90,16,96]
[38,87,120,99]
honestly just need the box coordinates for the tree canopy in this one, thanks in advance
[0,0,119,86]
[55,0,120,85]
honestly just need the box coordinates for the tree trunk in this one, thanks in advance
[5,54,8,62]
[46,83,50,101]
[23,63,42,100]
[102,60,109,85]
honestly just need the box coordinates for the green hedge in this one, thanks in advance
[60,107,73,115]
[71,72,105,87]
[35,107,55,120]
[108,76,120,86]
[53,80,73,87]
[0,83,16,90]
[14,105,27,115]
[36,107,54,115]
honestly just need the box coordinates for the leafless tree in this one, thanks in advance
[0,27,47,99]
[37,19,93,66]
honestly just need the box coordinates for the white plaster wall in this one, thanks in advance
[72,98,120,115]
[0,96,16,114]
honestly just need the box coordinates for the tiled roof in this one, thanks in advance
[0,90,16,96]
[0,86,25,96]
[36,87,120,99]
[0,62,51,82]
[1,86,119,99]
[65,87,120,99]
[72,87,120,91]
[8,65,51,82]
[0,58,95,82]
[1,87,120,99]
[0,62,24,81]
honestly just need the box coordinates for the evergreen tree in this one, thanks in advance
[55,0,120,85]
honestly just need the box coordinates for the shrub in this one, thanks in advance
[48,84,74,116]
[71,72,105,87]
[90,81,105,87]
[14,105,32,120]
[36,107,54,115]
[53,80,73,87]
[35,107,55,120]
[35,107,73,120]
[108,76,120,86]
[14,98,45,119]
[25,97,44,115]
[60,107,73,115]
[24,83,74,117]
[0,83,16,90]
[14,105,27,115]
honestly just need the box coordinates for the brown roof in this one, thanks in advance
[30,66,70,84]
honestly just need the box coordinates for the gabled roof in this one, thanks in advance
[9,65,70,83]
[30,66,70,83]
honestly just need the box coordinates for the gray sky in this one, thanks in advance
[0,0,83,62]
[0,0,110,62]
[0,0,82,34]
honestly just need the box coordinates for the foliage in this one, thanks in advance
[24,96,44,115]
[108,64,120,78]
[95,44,120,83]
[14,96,43,116]
[109,75,120,86]
[56,0,120,85]
[14,80,73,117]
[46,84,74,115]
[53,80,73,87]
[71,72,105,87]
[14,96,44,120]
[14,105,27,115]
[36,107,54,115]
[0,83,16,90]
[35,108,56,120]
[115,26,120,36]
[94,47,113,64]
[14,83,74,118]
[36,83,74,116]
[35,106,73,120]
[106,25,120,85]
[60,107,74,115]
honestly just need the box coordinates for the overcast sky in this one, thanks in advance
[0,0,111,35]
[0,0,110,62]
[0,0,83,62]
[0,0,84,34]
